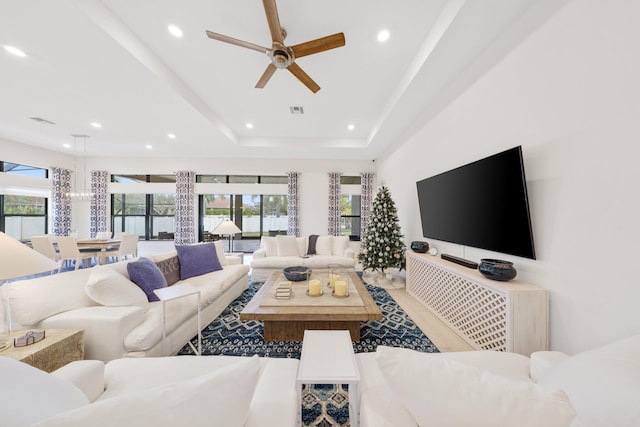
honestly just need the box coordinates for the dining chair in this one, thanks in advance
[56,236,99,272]
[107,233,139,263]
[30,235,60,274]
[95,231,112,240]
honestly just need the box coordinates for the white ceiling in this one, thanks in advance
[0,0,556,160]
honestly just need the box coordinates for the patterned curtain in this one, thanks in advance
[287,172,300,237]
[360,172,375,248]
[51,167,72,236]
[90,170,109,238]
[175,170,196,245]
[328,172,342,236]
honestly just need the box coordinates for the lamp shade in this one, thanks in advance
[212,220,241,236]
[0,232,60,281]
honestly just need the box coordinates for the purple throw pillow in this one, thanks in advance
[175,243,223,280]
[126,257,168,302]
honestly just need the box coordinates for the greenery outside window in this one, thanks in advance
[1,195,48,241]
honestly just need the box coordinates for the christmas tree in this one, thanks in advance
[358,186,406,273]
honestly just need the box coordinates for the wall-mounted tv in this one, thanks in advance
[416,146,536,259]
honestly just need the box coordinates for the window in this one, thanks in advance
[340,176,362,241]
[199,193,288,252]
[111,193,176,240]
[111,174,176,183]
[1,195,48,241]
[1,161,48,178]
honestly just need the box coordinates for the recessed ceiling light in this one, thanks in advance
[3,45,27,57]
[91,122,102,128]
[168,25,183,38]
[377,29,390,43]
[63,143,71,148]
[245,123,254,129]
[167,133,176,139]
[145,145,153,149]
[347,124,355,131]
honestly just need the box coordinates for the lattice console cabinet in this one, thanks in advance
[406,251,548,356]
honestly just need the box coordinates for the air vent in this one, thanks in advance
[289,106,304,115]
[28,117,56,125]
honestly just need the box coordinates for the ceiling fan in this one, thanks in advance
[205,0,345,93]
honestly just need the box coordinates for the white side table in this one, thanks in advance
[153,283,201,356]
[297,330,360,426]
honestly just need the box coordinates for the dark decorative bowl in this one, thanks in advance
[478,259,517,281]
[283,266,311,281]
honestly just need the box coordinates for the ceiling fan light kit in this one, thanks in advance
[205,0,345,93]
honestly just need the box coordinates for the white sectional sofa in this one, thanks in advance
[2,353,299,427]
[250,234,356,282]
[8,241,250,362]
[356,334,640,426]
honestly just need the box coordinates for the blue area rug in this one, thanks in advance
[179,278,439,426]
[179,280,438,358]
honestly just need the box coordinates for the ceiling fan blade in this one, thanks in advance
[205,30,268,54]
[262,0,285,44]
[255,64,277,88]
[288,62,320,93]
[291,33,345,59]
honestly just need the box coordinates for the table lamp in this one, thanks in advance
[0,232,60,349]
[211,220,242,252]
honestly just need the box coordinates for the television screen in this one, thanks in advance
[416,146,536,259]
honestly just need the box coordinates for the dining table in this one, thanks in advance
[75,238,121,265]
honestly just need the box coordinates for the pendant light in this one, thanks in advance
[66,134,94,202]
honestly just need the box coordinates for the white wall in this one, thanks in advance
[378,0,640,354]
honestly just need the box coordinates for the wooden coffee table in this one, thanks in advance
[240,270,382,341]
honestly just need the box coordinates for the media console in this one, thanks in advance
[406,250,548,356]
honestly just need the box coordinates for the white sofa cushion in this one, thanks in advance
[375,346,576,427]
[315,235,333,255]
[537,334,640,427]
[332,235,349,255]
[213,240,229,266]
[296,237,307,256]
[276,235,299,257]
[86,266,149,307]
[9,269,97,327]
[35,355,262,427]
[1,356,89,427]
[261,236,278,257]
[51,360,106,403]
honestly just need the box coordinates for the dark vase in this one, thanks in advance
[478,259,517,281]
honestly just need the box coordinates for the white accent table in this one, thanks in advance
[153,283,201,356]
[297,330,360,426]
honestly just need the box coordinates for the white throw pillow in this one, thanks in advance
[276,235,299,257]
[537,334,640,427]
[375,346,576,427]
[332,235,349,255]
[1,356,89,427]
[213,240,228,266]
[296,236,307,256]
[86,267,149,307]
[261,236,277,257]
[315,235,333,255]
[35,355,262,427]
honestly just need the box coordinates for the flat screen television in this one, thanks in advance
[416,146,536,259]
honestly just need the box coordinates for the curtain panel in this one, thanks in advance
[287,172,300,237]
[174,171,196,245]
[360,172,375,247]
[51,167,72,236]
[328,172,342,236]
[90,170,109,238]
